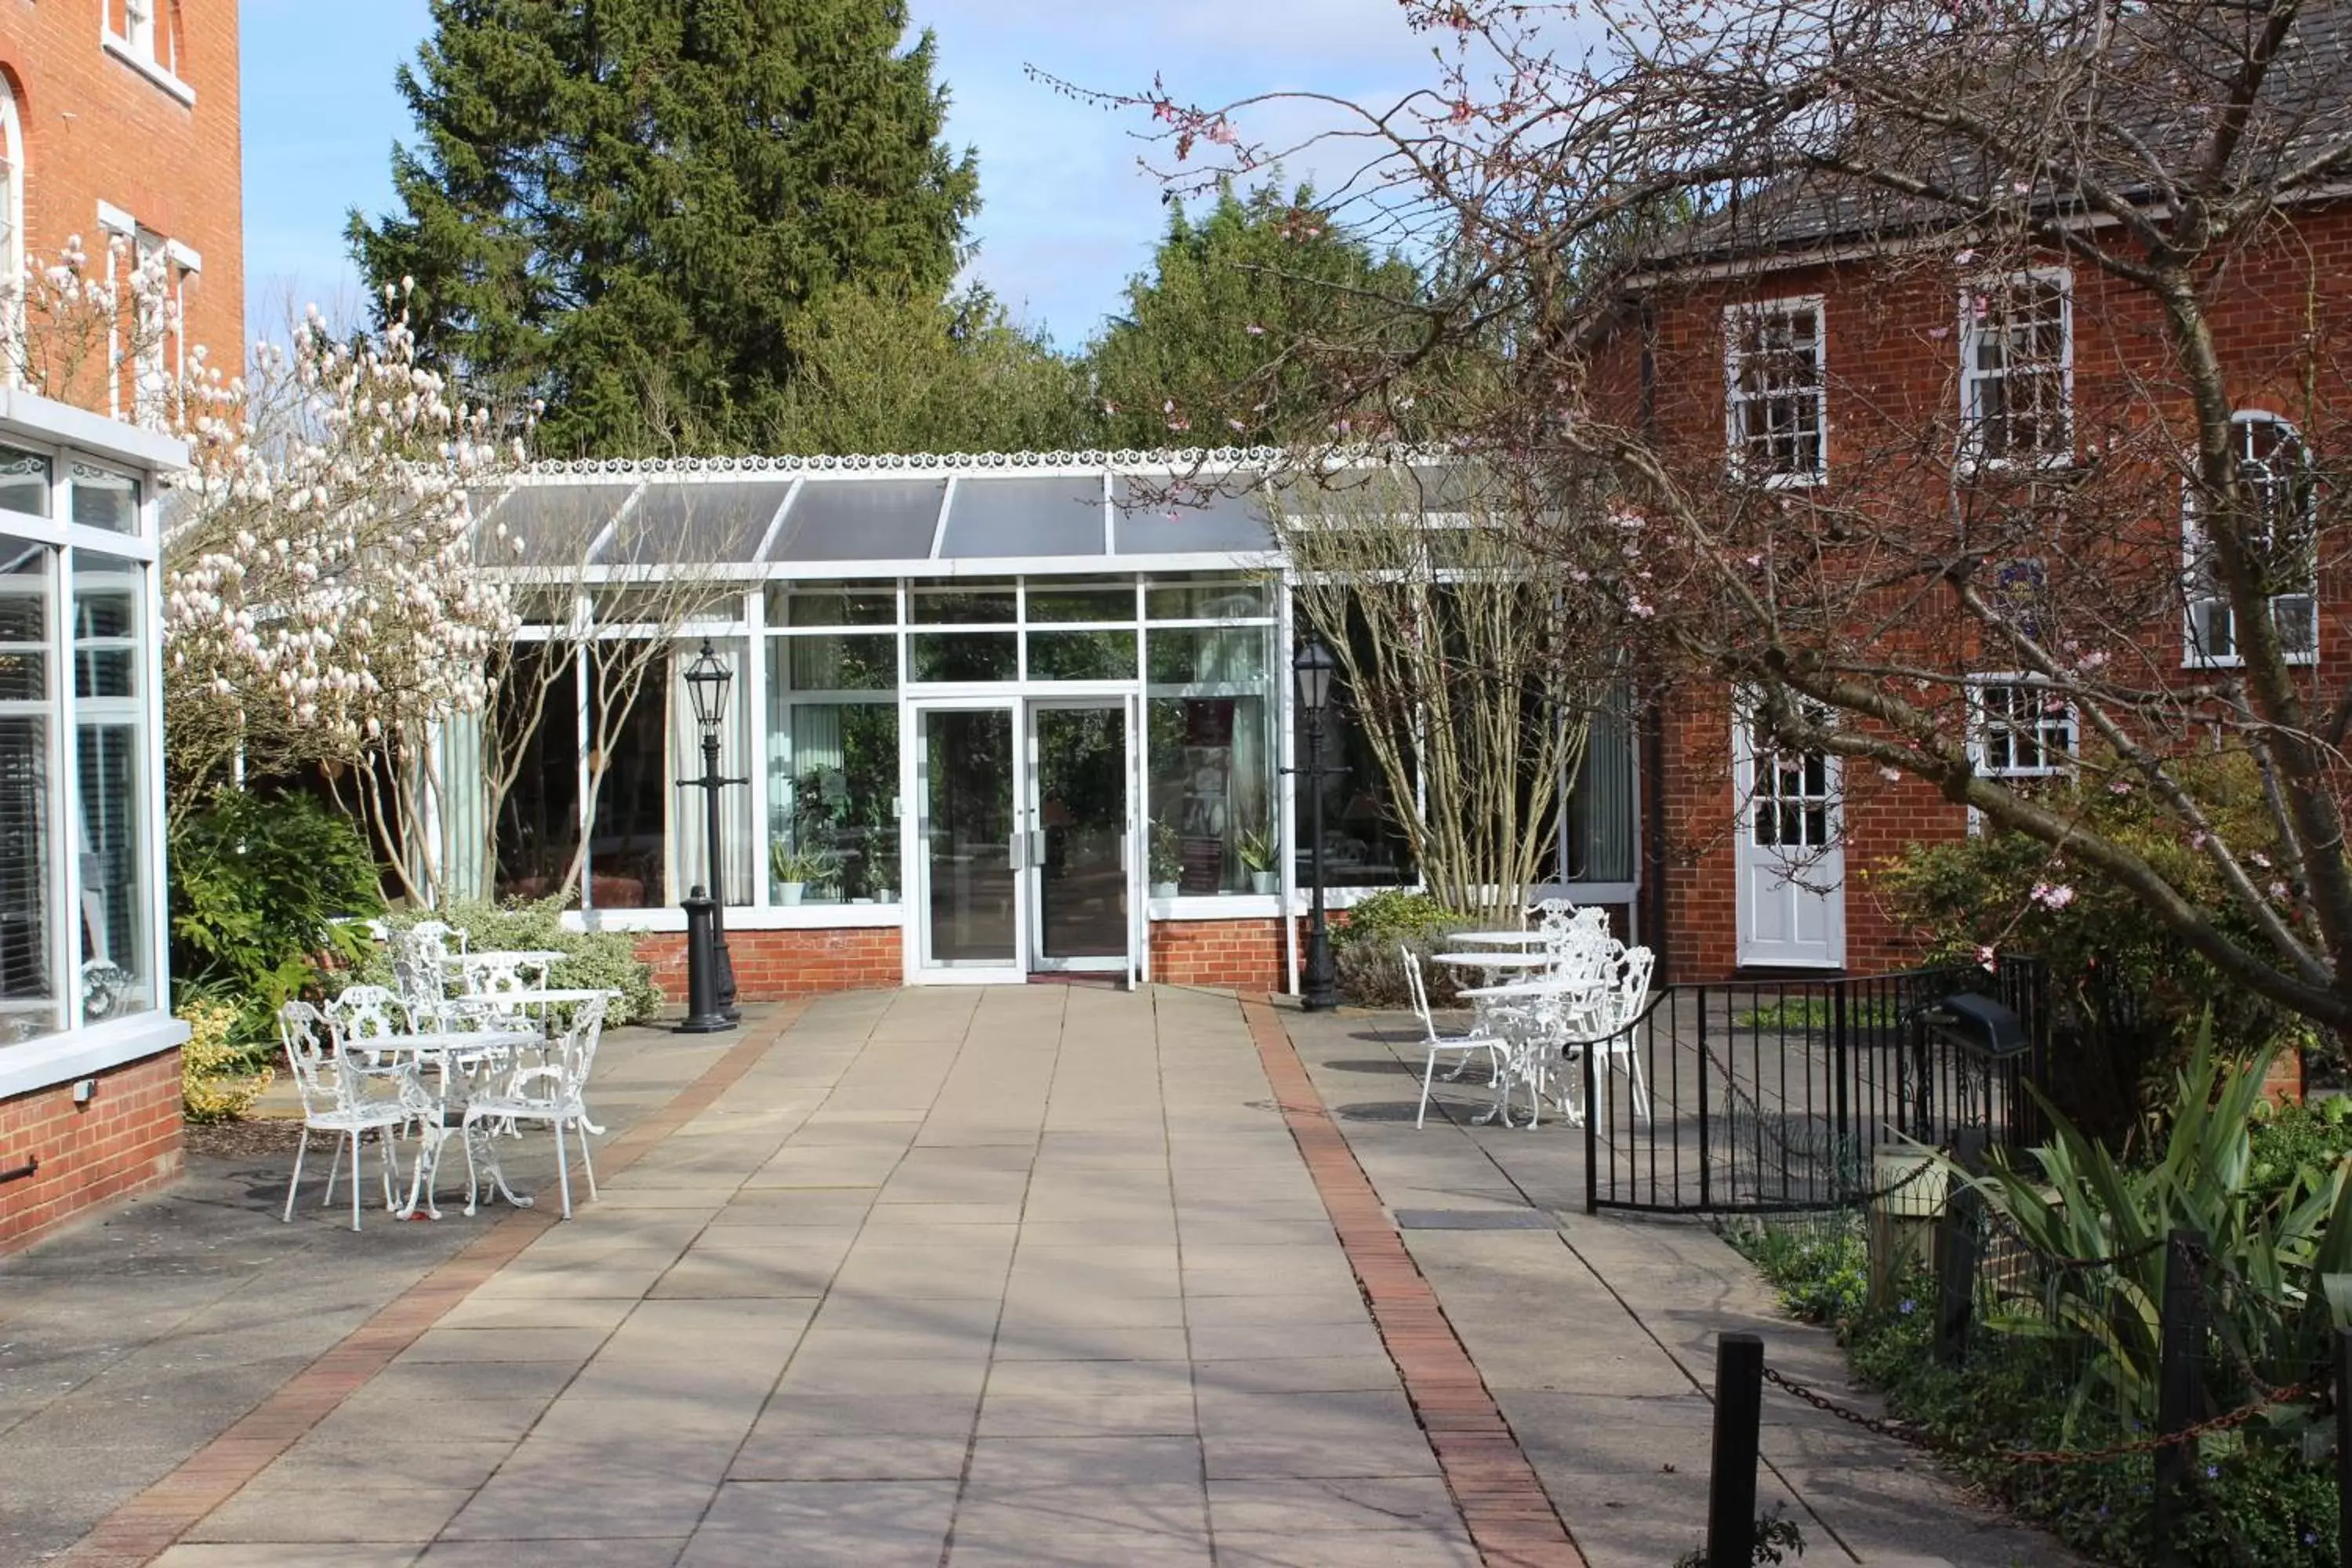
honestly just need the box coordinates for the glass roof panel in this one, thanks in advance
[938,476,1105,558]
[604,480,793,565]
[479,484,631,567]
[1112,475,1277,555]
[772,477,946,562]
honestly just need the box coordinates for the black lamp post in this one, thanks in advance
[1293,637,1340,1011]
[677,640,742,1033]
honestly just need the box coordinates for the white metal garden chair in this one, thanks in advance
[1401,946,1504,1129]
[326,984,412,1066]
[461,995,608,1219]
[278,1001,411,1232]
[1559,945,1658,1127]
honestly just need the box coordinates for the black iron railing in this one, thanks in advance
[1583,957,2050,1215]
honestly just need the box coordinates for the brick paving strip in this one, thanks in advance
[1241,994,1588,1568]
[54,1001,808,1568]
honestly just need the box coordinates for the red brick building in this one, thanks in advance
[0,0,242,1252]
[1623,196,2352,982]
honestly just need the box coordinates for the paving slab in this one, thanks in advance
[36,988,1499,1566]
[1283,1004,2085,1568]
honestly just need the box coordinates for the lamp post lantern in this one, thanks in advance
[1293,637,1340,1011]
[677,640,742,1033]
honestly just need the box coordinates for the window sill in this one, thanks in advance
[567,902,903,934]
[101,34,197,106]
[2183,654,2318,670]
[0,1012,189,1102]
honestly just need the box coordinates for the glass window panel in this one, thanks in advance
[607,480,793,564]
[74,727,149,1019]
[1149,695,1278,896]
[1566,695,1636,884]
[768,581,897,627]
[1026,580,1134,622]
[938,477,1105,558]
[1293,618,1417,888]
[910,580,1016,624]
[909,631,1016,683]
[0,543,46,704]
[767,666,900,905]
[584,649,669,909]
[479,484,627,567]
[1147,627,1268,688]
[782,633,897,693]
[1026,629,1134,681]
[1112,477,1278,555]
[1146,577,1269,620]
[69,463,140,534]
[492,646,580,902]
[0,444,51,518]
[774,478,946,562]
[72,554,140,701]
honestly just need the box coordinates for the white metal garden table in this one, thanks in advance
[1459,975,1609,1129]
[379,1026,539,1219]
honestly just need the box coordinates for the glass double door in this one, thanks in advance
[912,699,1137,980]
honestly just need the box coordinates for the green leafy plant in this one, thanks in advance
[356,900,661,1026]
[179,998,274,1123]
[1237,822,1278,875]
[1951,1023,2352,1442]
[768,838,839,887]
[1732,996,1900,1032]
[1673,1511,1806,1567]
[1149,821,1182,884]
[1329,889,1473,1007]
[168,791,383,1038]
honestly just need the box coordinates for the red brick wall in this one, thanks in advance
[0,1047,182,1254]
[3,0,246,405]
[1152,918,1287,992]
[1632,209,2352,982]
[636,925,902,999]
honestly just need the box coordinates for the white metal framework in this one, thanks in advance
[1969,675,2077,779]
[2183,411,2319,668]
[1960,269,2074,468]
[1723,296,1828,485]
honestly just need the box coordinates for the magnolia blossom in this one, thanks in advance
[2030,881,2076,911]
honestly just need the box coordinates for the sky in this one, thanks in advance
[238,0,1442,350]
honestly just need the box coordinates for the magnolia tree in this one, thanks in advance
[1119,0,2352,1040]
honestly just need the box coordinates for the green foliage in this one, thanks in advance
[351,0,979,456]
[358,900,662,1025]
[768,839,839,887]
[2247,1094,2352,1204]
[1236,823,1278,875]
[169,791,383,1036]
[179,999,274,1123]
[1672,1512,1806,1567]
[1089,180,1421,449]
[1875,753,2299,1127]
[1723,1214,1871,1324]
[766,284,1091,455]
[1330,890,1473,1007]
[1731,996,1898,1031]
[1958,1026,2352,1441]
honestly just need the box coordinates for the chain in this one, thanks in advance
[1972,1199,2173,1274]
[1759,1364,2324,1467]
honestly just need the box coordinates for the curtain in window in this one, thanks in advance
[666,641,754,906]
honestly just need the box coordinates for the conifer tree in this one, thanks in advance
[350,0,979,457]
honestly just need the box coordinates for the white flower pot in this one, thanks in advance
[1150,882,1178,901]
[1250,871,1277,895]
[875,888,895,904]
[779,883,805,906]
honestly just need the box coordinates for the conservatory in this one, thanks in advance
[456,453,1641,995]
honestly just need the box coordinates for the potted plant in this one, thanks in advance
[866,830,899,903]
[770,839,836,906]
[1149,821,1181,900]
[1237,822,1279,895]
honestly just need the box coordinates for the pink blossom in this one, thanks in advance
[2030,882,2076,911]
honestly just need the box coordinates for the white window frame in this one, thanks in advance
[2183,411,2319,669]
[1959,268,2074,470]
[1723,296,1828,486]
[1968,674,2076,779]
[101,0,196,105]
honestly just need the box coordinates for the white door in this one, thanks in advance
[906,699,1027,984]
[1023,699,1134,977]
[1733,707,1845,968]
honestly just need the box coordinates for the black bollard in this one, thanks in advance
[1707,1331,1765,1568]
[677,886,735,1034]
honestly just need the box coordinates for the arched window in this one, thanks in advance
[2184,412,2319,665]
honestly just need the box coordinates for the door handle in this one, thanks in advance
[1031,829,1047,866]
[1009,833,1023,871]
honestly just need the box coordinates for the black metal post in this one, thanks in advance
[1300,703,1337,1011]
[2152,1228,2203,1566]
[677,887,731,1033]
[1706,1331,1765,1568]
[1934,1129,1987,1368]
[2335,1327,2352,1568]
[698,730,739,1023]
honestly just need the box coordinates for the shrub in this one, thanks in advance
[1872,750,2300,1133]
[169,790,383,1042]
[1330,890,1474,1006]
[180,999,273,1123]
[356,899,662,1026]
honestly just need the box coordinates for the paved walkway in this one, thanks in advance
[5,986,2078,1567]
